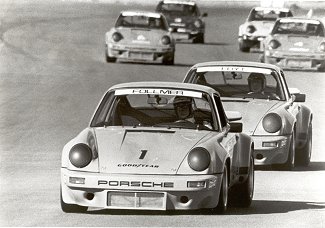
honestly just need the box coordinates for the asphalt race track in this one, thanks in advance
[0,1,324,227]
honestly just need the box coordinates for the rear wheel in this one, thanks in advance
[296,122,312,166]
[229,156,254,207]
[60,187,87,213]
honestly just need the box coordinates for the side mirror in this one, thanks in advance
[289,87,306,102]
[293,93,306,102]
[229,122,242,133]
[202,12,208,17]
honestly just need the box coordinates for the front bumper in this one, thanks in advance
[61,168,222,211]
[107,43,174,62]
[251,135,291,166]
[238,35,265,49]
[170,27,204,41]
[265,50,325,70]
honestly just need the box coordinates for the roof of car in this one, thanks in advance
[108,81,218,95]
[277,17,322,24]
[162,0,196,6]
[121,11,162,18]
[253,6,291,12]
[189,61,282,72]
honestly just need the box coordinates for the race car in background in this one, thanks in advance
[183,61,313,170]
[260,17,325,71]
[105,11,175,65]
[155,0,207,43]
[238,6,293,52]
[61,82,254,213]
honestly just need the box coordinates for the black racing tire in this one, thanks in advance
[60,187,87,213]
[193,33,204,44]
[229,156,254,207]
[239,40,250,52]
[162,54,174,65]
[296,122,312,166]
[105,45,117,63]
[214,165,229,214]
[284,131,296,170]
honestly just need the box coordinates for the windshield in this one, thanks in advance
[116,15,168,30]
[91,89,216,131]
[272,21,324,36]
[248,9,292,22]
[156,3,199,16]
[188,68,285,101]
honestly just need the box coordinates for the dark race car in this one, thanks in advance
[156,0,207,43]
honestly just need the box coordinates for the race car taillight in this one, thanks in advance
[112,32,123,42]
[268,39,281,49]
[194,19,202,28]
[69,143,92,168]
[188,147,210,171]
[319,42,325,51]
[161,35,171,45]
[262,113,282,133]
[246,25,256,34]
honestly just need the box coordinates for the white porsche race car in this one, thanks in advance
[61,82,254,213]
[105,11,175,65]
[183,61,313,170]
[238,6,293,52]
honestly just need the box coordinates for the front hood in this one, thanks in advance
[221,98,282,134]
[94,127,210,174]
[116,28,167,46]
[273,34,323,52]
[249,21,275,36]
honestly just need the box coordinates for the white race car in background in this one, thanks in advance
[183,61,313,170]
[105,11,175,65]
[238,6,293,52]
[61,82,254,213]
[260,17,325,71]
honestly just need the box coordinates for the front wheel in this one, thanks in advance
[239,40,250,52]
[162,54,174,65]
[105,45,117,63]
[214,165,228,214]
[229,156,254,207]
[296,122,312,166]
[193,33,204,43]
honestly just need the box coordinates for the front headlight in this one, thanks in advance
[246,25,256,34]
[188,147,210,171]
[112,32,123,42]
[262,113,282,133]
[194,19,203,28]
[69,143,93,168]
[268,39,281,49]
[161,35,171,45]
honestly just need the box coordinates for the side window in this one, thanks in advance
[280,71,290,99]
[214,94,228,128]
[90,91,115,127]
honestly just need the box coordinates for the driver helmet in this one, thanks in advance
[248,72,266,93]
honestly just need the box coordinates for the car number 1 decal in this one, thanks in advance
[139,150,148,159]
